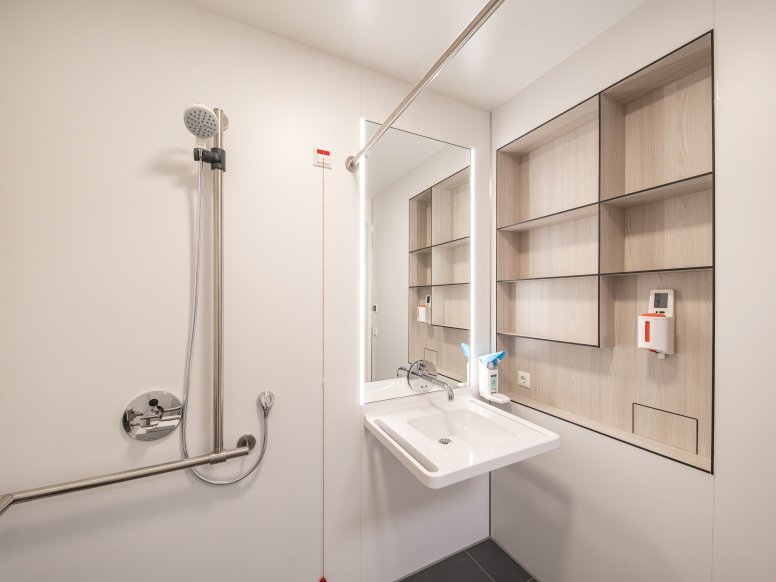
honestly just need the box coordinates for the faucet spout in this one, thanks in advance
[403,360,454,401]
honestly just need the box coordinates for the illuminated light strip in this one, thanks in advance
[358,118,366,406]
[470,150,476,386]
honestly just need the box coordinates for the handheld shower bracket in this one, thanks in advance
[194,147,226,172]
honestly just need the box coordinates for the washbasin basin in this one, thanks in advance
[364,394,559,488]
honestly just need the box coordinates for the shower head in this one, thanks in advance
[183,104,227,139]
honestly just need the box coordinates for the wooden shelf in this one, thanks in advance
[601,266,712,277]
[431,284,470,330]
[498,273,598,283]
[409,189,432,251]
[498,96,599,226]
[497,205,598,281]
[432,167,470,246]
[603,172,712,207]
[601,172,713,273]
[432,237,470,285]
[409,167,471,384]
[496,331,599,348]
[601,34,712,200]
[496,277,599,346]
[498,203,598,232]
[409,247,432,287]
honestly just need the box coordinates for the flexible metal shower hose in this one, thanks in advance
[179,154,269,485]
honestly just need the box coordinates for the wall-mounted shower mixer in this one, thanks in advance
[122,391,182,441]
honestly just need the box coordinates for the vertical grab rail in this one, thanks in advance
[212,107,226,454]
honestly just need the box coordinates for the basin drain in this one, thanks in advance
[438,438,452,445]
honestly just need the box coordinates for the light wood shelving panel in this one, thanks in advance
[409,248,432,287]
[432,238,470,285]
[432,168,470,245]
[601,173,713,274]
[495,33,715,471]
[601,34,712,199]
[498,95,599,227]
[409,189,432,251]
[497,277,599,345]
[408,167,471,383]
[497,205,598,281]
[432,284,470,330]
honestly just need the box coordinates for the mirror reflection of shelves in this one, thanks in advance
[495,33,714,471]
[409,247,432,287]
[409,189,432,252]
[409,167,471,384]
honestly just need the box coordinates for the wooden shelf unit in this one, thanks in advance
[497,204,598,281]
[497,95,599,227]
[408,167,471,383]
[409,189,432,251]
[601,173,713,274]
[409,247,432,287]
[496,277,599,346]
[495,33,715,471]
[432,168,470,245]
[600,34,712,199]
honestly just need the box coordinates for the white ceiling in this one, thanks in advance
[183,0,646,109]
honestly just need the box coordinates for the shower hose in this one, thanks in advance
[179,153,270,485]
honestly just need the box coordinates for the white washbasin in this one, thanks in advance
[364,394,559,488]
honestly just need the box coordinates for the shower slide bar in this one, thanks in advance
[0,438,254,518]
[345,0,506,172]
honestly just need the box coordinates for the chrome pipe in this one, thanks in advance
[345,0,507,172]
[212,107,225,454]
[0,443,252,518]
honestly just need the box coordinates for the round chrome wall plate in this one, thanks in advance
[122,391,182,441]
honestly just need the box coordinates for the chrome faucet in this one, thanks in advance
[398,360,455,401]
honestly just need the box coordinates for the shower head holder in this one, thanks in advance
[194,147,226,171]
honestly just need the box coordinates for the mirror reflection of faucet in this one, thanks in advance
[397,360,455,401]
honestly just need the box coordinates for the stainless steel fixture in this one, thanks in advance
[345,0,507,172]
[0,105,273,518]
[122,391,183,441]
[398,360,455,402]
[212,106,226,454]
[0,441,254,518]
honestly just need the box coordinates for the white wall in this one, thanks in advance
[490,1,716,581]
[0,1,489,581]
[371,145,470,382]
[711,0,776,579]
[0,1,342,580]
[491,1,776,581]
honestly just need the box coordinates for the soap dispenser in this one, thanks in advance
[478,351,510,404]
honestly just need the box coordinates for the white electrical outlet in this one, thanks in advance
[518,370,531,388]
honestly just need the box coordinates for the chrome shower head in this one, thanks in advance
[183,104,219,139]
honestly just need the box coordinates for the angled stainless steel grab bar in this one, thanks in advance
[0,441,252,519]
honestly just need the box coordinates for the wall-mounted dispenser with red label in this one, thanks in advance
[637,289,675,359]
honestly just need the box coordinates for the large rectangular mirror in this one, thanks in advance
[362,121,473,403]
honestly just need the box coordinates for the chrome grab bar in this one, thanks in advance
[0,438,254,518]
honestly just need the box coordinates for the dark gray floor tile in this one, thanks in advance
[466,539,533,582]
[401,550,493,582]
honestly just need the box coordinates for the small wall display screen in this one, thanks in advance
[654,292,669,309]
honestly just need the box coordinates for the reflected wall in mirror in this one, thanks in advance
[363,121,472,403]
